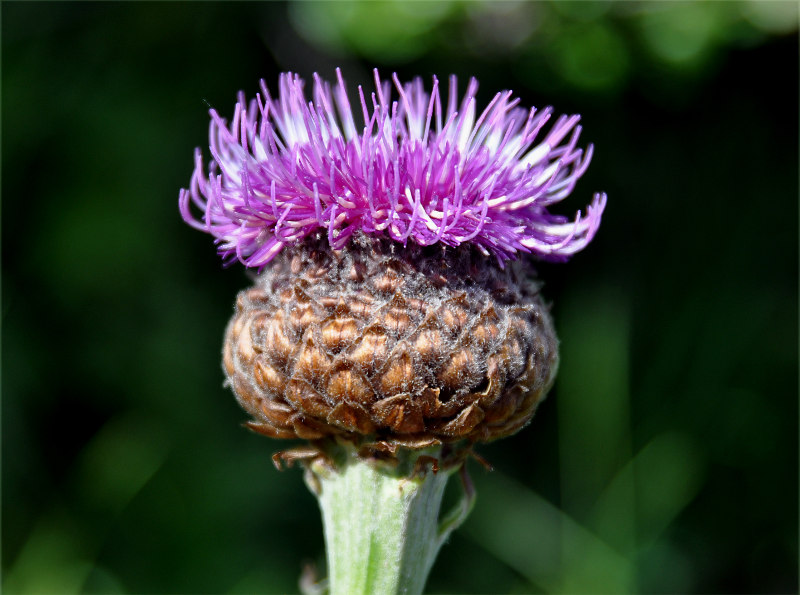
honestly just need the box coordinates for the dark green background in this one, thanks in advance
[3,2,797,593]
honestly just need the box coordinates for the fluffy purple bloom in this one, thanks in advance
[180,69,606,267]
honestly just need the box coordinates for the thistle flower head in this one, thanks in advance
[180,69,606,267]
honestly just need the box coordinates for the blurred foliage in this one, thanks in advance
[289,1,797,94]
[2,2,797,594]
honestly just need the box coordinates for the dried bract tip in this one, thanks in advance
[223,235,558,449]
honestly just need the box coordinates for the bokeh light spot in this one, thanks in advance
[742,0,799,35]
[639,3,723,66]
[552,22,630,92]
[289,0,455,63]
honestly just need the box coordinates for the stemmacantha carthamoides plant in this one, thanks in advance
[180,68,606,595]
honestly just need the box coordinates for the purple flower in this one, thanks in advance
[180,69,606,267]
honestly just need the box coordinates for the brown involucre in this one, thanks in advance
[223,233,558,450]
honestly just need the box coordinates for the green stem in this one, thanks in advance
[304,445,474,595]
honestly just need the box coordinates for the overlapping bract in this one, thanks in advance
[180,69,606,267]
